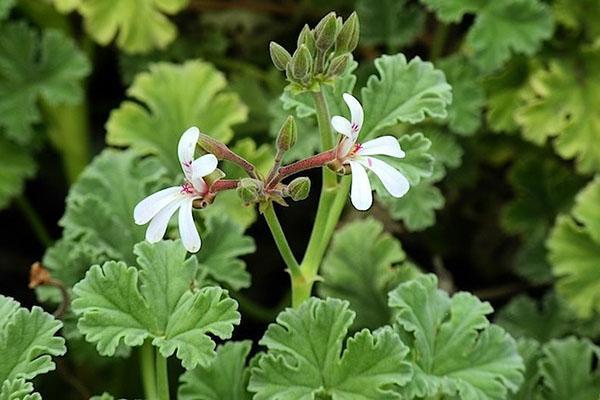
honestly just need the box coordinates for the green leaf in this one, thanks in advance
[0,379,41,400]
[0,137,35,210]
[438,56,485,136]
[72,240,240,369]
[420,0,484,22]
[269,99,319,162]
[0,22,90,144]
[516,52,600,173]
[389,274,524,399]
[0,0,15,20]
[466,0,554,72]
[553,0,600,45]
[0,295,66,384]
[361,54,452,139]
[106,60,248,174]
[60,149,168,266]
[195,215,256,291]
[357,0,425,49]
[178,341,252,400]
[59,0,189,53]
[249,298,412,399]
[380,133,434,185]
[318,218,409,329]
[201,190,257,230]
[538,338,600,400]
[380,182,444,231]
[511,338,542,400]
[548,176,600,318]
[222,138,274,179]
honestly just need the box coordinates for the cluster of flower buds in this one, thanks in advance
[269,12,359,89]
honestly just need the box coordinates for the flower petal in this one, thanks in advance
[349,160,373,211]
[331,116,353,138]
[192,154,218,178]
[145,197,185,243]
[359,157,410,198]
[178,127,200,178]
[134,186,182,225]
[343,93,363,131]
[178,198,201,253]
[358,136,405,158]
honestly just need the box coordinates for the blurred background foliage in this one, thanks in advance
[0,0,599,398]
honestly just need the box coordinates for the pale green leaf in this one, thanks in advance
[361,54,452,139]
[538,338,600,400]
[379,133,434,185]
[510,338,542,400]
[0,137,35,210]
[420,0,484,22]
[222,138,274,178]
[0,296,66,384]
[0,22,90,144]
[548,176,600,318]
[389,274,524,400]
[178,341,252,400]
[60,149,168,266]
[379,182,444,231]
[357,0,425,49]
[201,190,257,230]
[52,0,80,13]
[466,0,554,72]
[0,0,15,20]
[106,60,248,174]
[0,379,41,400]
[195,215,256,291]
[318,218,409,329]
[249,298,412,399]
[72,240,240,369]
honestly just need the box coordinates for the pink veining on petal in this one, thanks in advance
[182,160,193,177]
[367,157,373,167]
[351,122,360,132]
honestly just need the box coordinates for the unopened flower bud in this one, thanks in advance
[276,116,297,152]
[314,12,338,52]
[285,177,311,201]
[297,24,316,56]
[335,12,359,54]
[327,54,350,77]
[237,178,263,206]
[197,133,229,159]
[269,41,291,71]
[290,44,312,81]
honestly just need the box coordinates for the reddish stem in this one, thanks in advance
[270,149,337,186]
[210,179,239,193]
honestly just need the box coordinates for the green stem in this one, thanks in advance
[311,91,337,189]
[140,342,157,400]
[155,352,170,400]
[430,22,449,61]
[15,196,52,247]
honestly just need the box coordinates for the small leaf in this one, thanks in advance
[420,0,484,22]
[389,274,524,400]
[249,298,412,399]
[379,182,444,232]
[0,295,66,384]
[361,54,452,139]
[178,341,253,400]
[106,61,248,175]
[0,137,35,210]
[0,378,41,400]
[72,240,241,369]
[0,22,90,144]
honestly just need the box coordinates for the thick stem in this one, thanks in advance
[140,342,157,400]
[269,149,336,186]
[155,352,170,400]
[262,203,302,281]
[210,179,239,193]
[430,22,449,61]
[15,196,52,247]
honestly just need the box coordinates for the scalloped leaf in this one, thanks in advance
[389,274,524,399]
[0,22,90,144]
[0,138,35,210]
[249,298,412,399]
[0,378,41,400]
[361,54,452,139]
[72,240,240,369]
[0,296,66,384]
[420,0,484,22]
[106,61,248,174]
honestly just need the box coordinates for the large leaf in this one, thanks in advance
[389,274,524,400]
[106,60,248,174]
[0,137,35,210]
[249,298,412,399]
[60,149,168,266]
[420,0,484,22]
[55,0,189,53]
[361,54,452,140]
[178,341,252,400]
[0,296,66,384]
[357,0,424,49]
[516,52,600,173]
[0,22,90,144]
[0,0,14,20]
[0,379,41,400]
[72,240,240,369]
[548,176,600,318]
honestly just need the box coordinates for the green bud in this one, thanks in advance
[335,12,360,54]
[314,12,338,52]
[276,116,297,152]
[297,24,316,56]
[327,54,350,77]
[290,44,312,81]
[237,178,263,206]
[197,133,229,158]
[285,177,311,201]
[269,41,292,71]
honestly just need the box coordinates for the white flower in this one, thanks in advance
[133,127,218,253]
[331,93,410,211]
